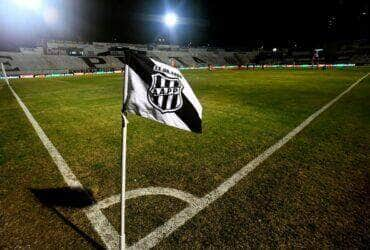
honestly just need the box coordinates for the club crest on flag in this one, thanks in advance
[148,73,184,113]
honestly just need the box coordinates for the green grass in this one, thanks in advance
[0,68,369,248]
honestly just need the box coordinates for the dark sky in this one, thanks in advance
[0,0,368,49]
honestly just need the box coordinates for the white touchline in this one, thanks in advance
[129,72,369,249]
[1,64,120,249]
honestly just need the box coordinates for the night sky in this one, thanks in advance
[0,0,368,49]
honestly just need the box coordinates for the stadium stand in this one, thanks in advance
[0,40,369,76]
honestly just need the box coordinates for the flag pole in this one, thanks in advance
[120,65,129,250]
[120,112,128,250]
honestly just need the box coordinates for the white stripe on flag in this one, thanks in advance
[176,84,181,108]
[157,77,165,108]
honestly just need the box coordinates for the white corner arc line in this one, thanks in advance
[127,187,200,204]
[89,187,200,211]
[1,64,119,249]
[129,73,369,249]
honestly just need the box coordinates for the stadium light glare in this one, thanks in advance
[164,13,178,27]
[43,6,58,25]
[13,0,42,10]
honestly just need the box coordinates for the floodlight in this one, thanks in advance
[164,13,178,27]
[13,0,42,10]
[272,48,277,52]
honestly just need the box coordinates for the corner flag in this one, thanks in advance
[119,50,202,249]
[123,50,202,133]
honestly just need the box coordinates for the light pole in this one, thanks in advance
[272,48,277,65]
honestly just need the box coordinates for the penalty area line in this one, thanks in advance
[1,64,119,249]
[130,73,369,249]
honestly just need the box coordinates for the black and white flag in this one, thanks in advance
[123,50,202,133]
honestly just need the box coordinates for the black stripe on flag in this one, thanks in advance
[125,50,155,84]
[175,96,202,133]
[171,81,179,110]
[152,75,161,105]
[171,94,178,110]
[155,75,161,87]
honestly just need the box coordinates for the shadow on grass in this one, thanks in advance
[30,187,103,249]
[30,187,95,208]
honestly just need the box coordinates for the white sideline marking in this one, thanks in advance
[90,187,201,211]
[84,208,120,248]
[130,73,369,249]
[1,64,120,249]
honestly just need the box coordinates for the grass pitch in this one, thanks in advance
[0,68,369,248]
